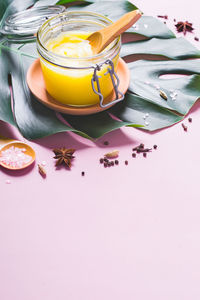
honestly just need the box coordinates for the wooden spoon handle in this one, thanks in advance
[98,10,142,52]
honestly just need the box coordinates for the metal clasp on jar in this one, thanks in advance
[91,59,124,108]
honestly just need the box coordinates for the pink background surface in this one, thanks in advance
[1,0,200,299]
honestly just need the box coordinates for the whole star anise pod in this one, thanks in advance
[53,147,75,167]
[175,21,194,35]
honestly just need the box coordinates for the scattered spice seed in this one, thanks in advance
[182,123,187,131]
[115,159,119,165]
[164,21,166,24]
[159,90,168,100]
[132,153,136,158]
[104,150,119,159]
[157,15,168,19]
[137,148,152,153]
[143,148,151,153]
[100,158,104,164]
[174,19,176,22]
[175,21,194,35]
[143,153,147,158]
[153,144,158,150]
[188,117,192,123]
[103,141,109,146]
[81,171,85,176]
[125,160,128,165]
[38,164,46,178]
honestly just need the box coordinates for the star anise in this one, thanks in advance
[175,21,194,35]
[53,147,75,167]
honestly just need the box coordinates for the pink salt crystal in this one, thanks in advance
[0,146,32,168]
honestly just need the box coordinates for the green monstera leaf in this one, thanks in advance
[127,59,200,116]
[110,93,183,131]
[0,0,200,140]
[121,37,200,60]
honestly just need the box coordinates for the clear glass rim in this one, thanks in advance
[37,11,121,66]
[2,5,65,36]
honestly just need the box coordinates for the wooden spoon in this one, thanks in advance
[87,9,142,54]
[0,134,35,170]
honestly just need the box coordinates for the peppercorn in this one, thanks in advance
[115,160,119,165]
[81,171,85,176]
[143,153,147,158]
[132,153,136,158]
[100,158,104,164]
[153,145,157,150]
[125,160,128,165]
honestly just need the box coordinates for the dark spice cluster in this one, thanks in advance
[132,143,156,158]
[100,157,119,168]
[99,142,158,167]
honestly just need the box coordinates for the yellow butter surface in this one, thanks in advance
[41,32,118,106]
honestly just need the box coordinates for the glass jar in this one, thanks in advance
[36,11,121,107]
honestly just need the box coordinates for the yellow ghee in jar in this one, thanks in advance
[40,31,118,106]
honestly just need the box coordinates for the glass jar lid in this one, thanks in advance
[0,5,65,40]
